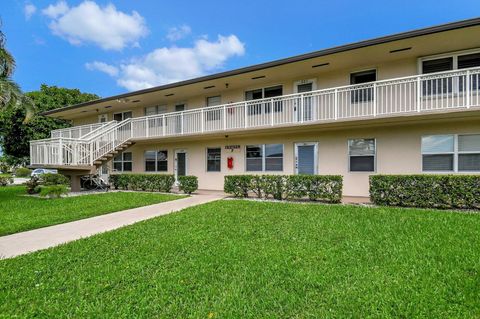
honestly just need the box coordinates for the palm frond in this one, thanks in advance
[0,77,36,122]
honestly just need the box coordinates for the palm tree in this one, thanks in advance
[0,21,34,121]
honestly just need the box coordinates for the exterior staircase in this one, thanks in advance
[30,119,136,170]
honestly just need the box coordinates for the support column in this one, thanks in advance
[70,174,82,192]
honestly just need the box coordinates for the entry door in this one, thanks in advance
[295,82,314,122]
[295,142,317,175]
[175,150,187,181]
[175,104,185,134]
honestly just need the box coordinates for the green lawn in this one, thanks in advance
[0,186,183,236]
[1,200,479,318]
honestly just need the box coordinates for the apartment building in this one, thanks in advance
[30,18,480,197]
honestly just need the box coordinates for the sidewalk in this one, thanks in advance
[0,194,223,259]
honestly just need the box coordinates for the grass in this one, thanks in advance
[0,200,479,318]
[0,185,183,236]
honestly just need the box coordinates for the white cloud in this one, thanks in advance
[24,3,37,20]
[42,1,148,50]
[166,25,191,41]
[42,1,68,19]
[88,34,245,91]
[85,61,119,77]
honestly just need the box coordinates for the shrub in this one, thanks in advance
[224,175,253,198]
[15,167,32,177]
[224,175,343,203]
[26,176,41,194]
[0,174,13,186]
[178,176,198,194]
[38,185,69,199]
[109,174,175,193]
[370,175,480,209]
[40,173,69,186]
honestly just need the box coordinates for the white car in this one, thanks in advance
[31,168,58,178]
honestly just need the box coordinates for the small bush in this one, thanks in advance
[0,174,13,186]
[109,174,175,193]
[40,173,69,186]
[178,176,198,194]
[224,175,343,203]
[26,176,41,194]
[370,175,480,209]
[38,185,69,199]
[15,167,32,178]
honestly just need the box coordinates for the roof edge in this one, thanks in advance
[43,16,480,116]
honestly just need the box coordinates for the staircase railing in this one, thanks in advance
[30,118,133,166]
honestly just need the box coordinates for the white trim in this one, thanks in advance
[347,138,377,173]
[417,47,480,74]
[174,149,188,182]
[293,79,317,93]
[205,147,222,172]
[421,133,480,173]
[294,142,318,174]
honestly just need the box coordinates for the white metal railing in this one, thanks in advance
[31,67,480,167]
[51,121,114,139]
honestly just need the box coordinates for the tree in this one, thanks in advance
[0,20,34,120]
[0,85,100,165]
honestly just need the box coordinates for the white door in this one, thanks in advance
[295,142,318,175]
[175,150,187,182]
[294,80,316,122]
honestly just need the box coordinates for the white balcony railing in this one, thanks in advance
[31,67,480,167]
[51,121,114,139]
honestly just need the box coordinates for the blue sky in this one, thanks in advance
[2,0,480,97]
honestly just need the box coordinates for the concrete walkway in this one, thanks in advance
[0,194,223,259]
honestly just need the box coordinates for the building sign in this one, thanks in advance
[225,145,241,152]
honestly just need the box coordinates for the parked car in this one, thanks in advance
[31,168,58,178]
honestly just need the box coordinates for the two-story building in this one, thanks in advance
[30,18,480,197]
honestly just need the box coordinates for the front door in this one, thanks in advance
[295,142,317,175]
[175,104,185,133]
[296,82,314,122]
[175,150,187,181]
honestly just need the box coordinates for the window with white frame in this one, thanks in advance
[348,138,376,172]
[113,152,132,172]
[245,85,283,115]
[205,96,221,121]
[420,50,480,95]
[422,134,480,172]
[206,148,221,172]
[145,150,168,172]
[246,144,283,172]
[145,105,168,116]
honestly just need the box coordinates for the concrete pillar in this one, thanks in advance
[70,174,82,192]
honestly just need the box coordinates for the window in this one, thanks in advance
[145,150,168,172]
[145,105,167,116]
[421,50,480,95]
[206,96,222,121]
[245,85,283,115]
[113,152,132,172]
[206,148,221,172]
[113,111,132,122]
[350,70,376,103]
[348,139,375,172]
[246,144,283,172]
[422,134,480,172]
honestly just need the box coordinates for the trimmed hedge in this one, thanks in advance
[224,175,343,203]
[15,167,32,177]
[370,175,480,209]
[109,174,175,193]
[178,176,198,194]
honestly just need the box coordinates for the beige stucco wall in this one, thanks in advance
[105,119,479,197]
